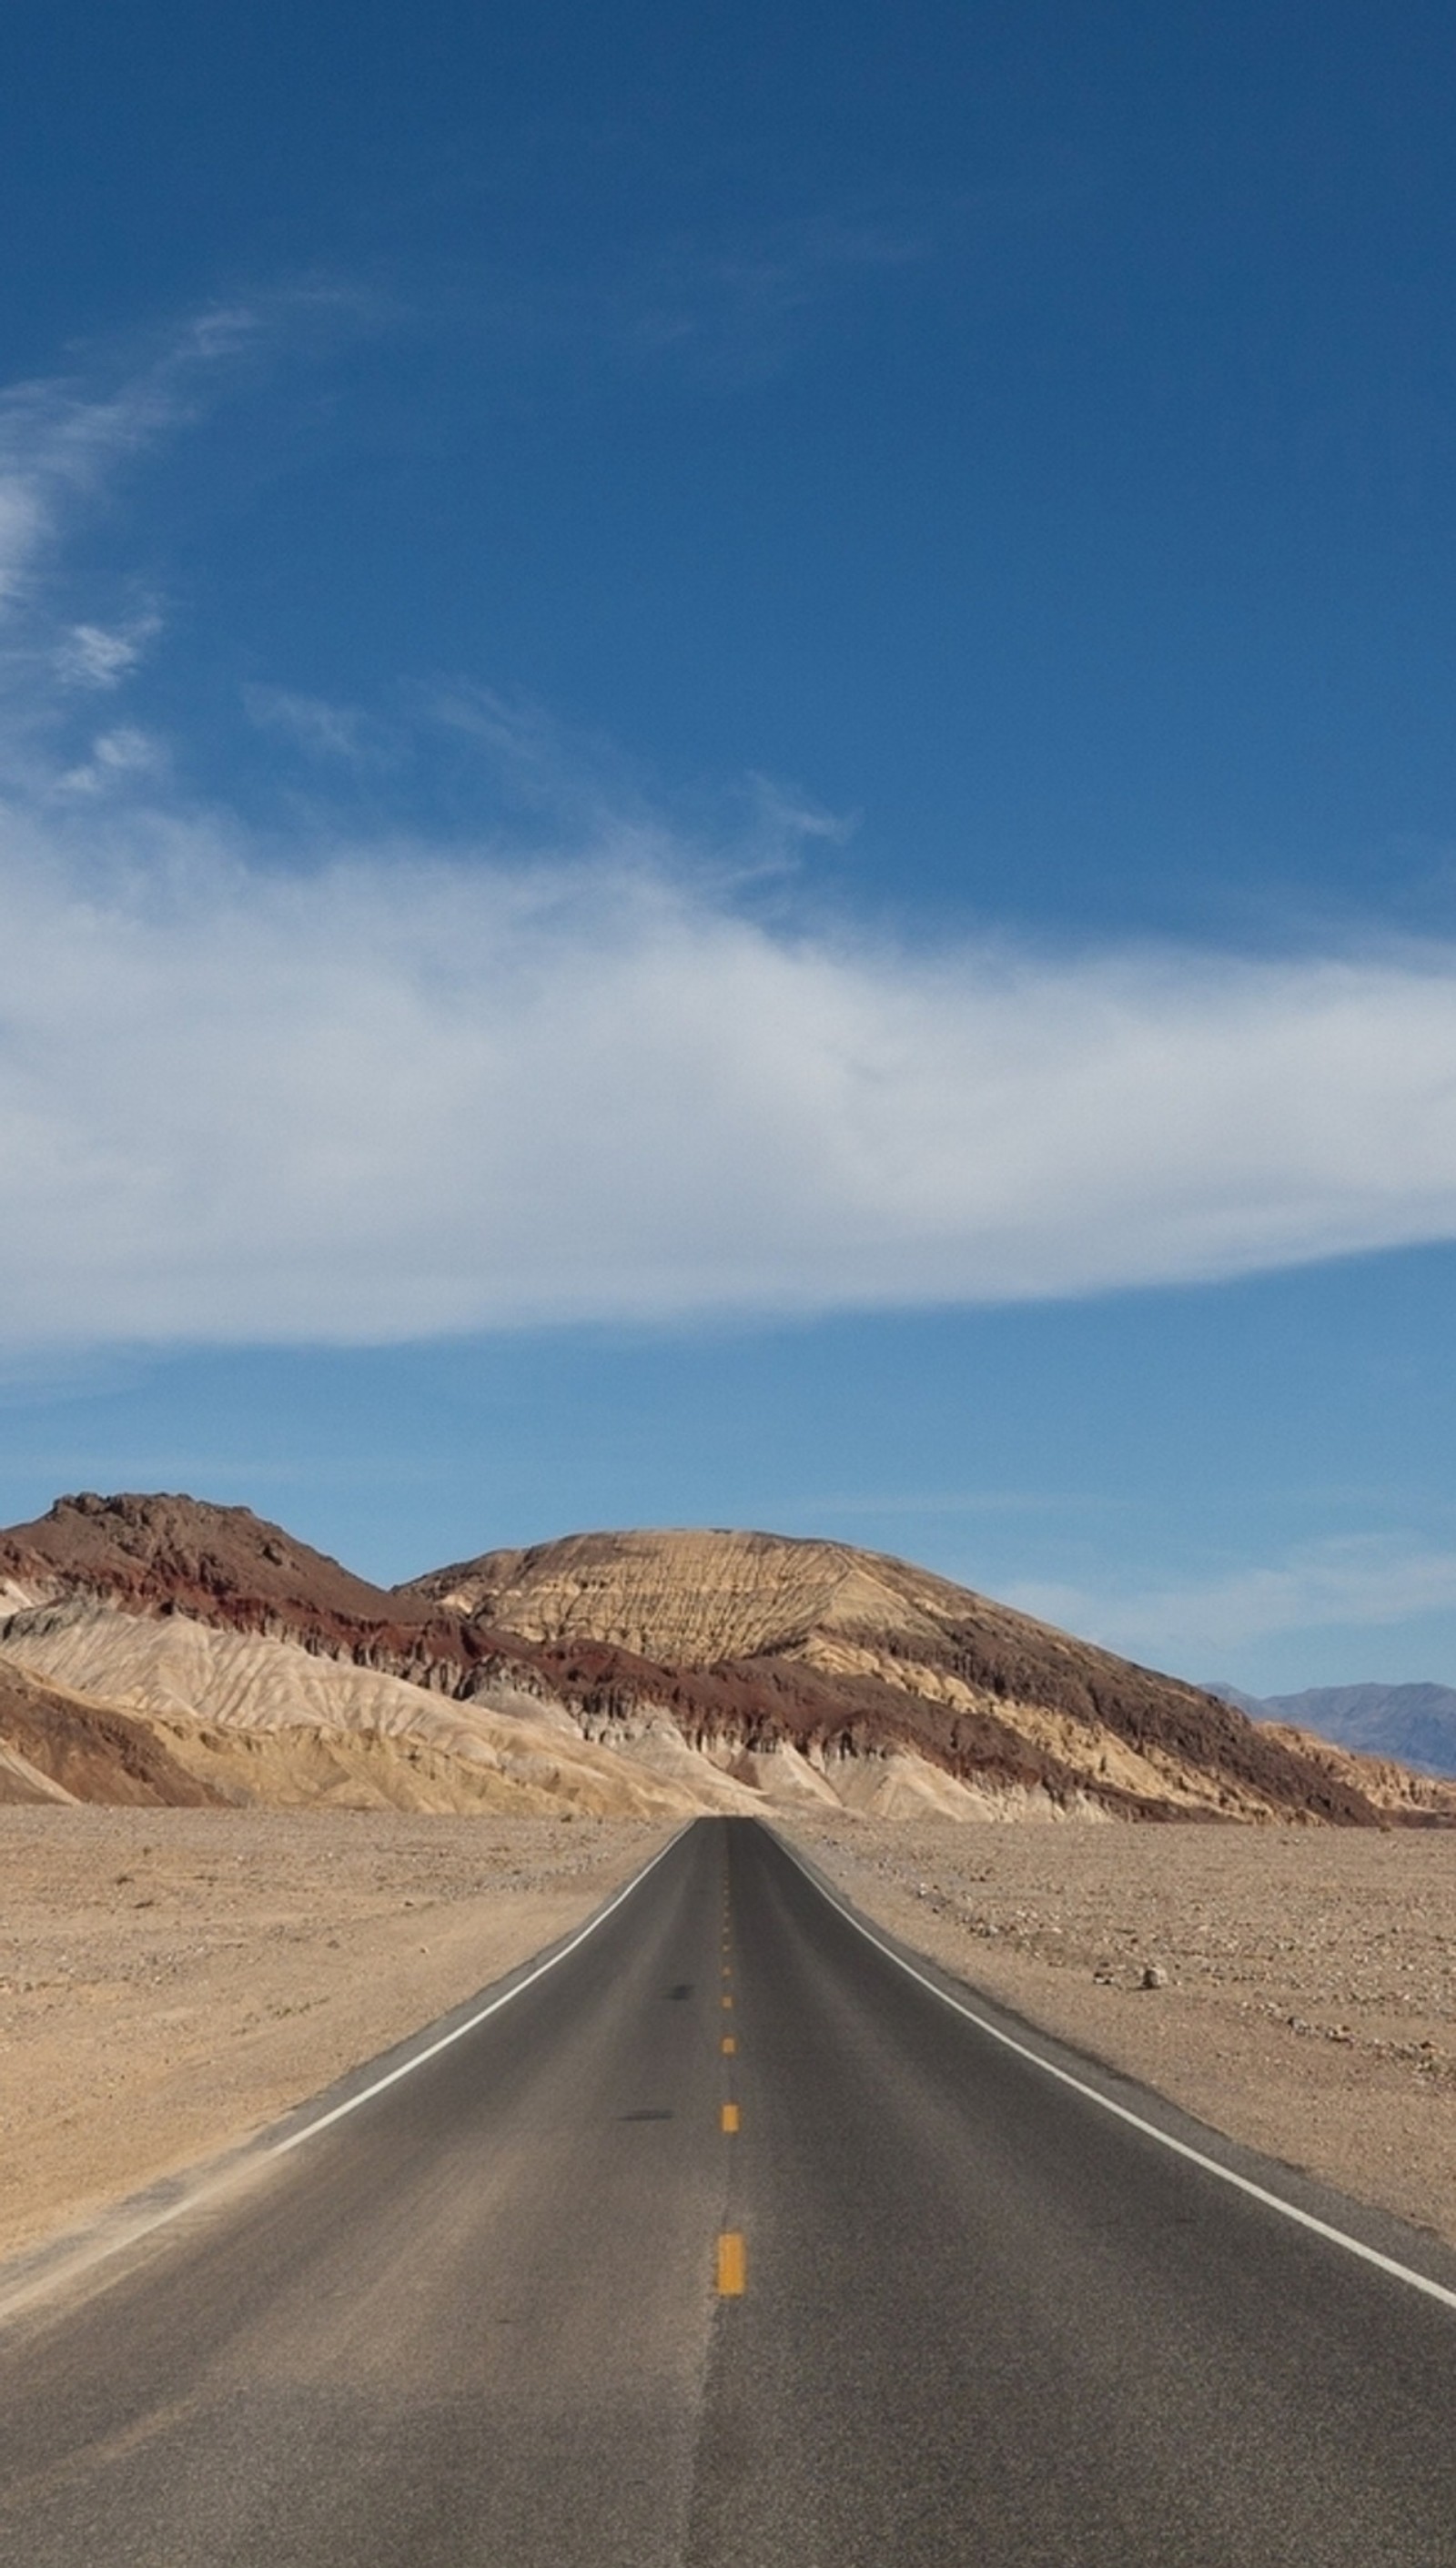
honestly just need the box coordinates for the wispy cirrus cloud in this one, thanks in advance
[1008,1537,1456,1662]
[56,723,167,795]
[466,203,938,389]
[620,209,932,379]
[425,684,852,872]
[0,308,267,801]
[55,615,163,691]
[0,307,258,613]
[3,310,1456,1352]
[242,684,374,763]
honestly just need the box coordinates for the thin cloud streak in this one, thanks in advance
[243,684,374,763]
[0,310,258,612]
[1009,1537,1456,1660]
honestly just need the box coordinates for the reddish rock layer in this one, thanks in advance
[0,1495,1428,1823]
[0,1660,223,1806]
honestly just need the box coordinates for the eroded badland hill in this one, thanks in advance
[4,1496,1452,1825]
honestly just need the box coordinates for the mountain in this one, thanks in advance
[1256,1719,1456,1821]
[0,1659,223,1806]
[0,1496,703,1821]
[1,1493,1450,1824]
[1204,1677,1456,1781]
[1263,1683,1456,1779]
[1203,1682,1269,1722]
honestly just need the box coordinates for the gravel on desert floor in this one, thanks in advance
[7,1808,1455,2272]
[779,1815,1456,2249]
[0,1808,669,2264]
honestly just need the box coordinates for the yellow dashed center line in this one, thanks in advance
[716,2231,746,2295]
[721,1994,733,2009]
[721,2101,739,2134]
[722,2034,735,2055]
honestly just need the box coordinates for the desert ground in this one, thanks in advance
[782,1814,1456,2248]
[4,1805,1455,2270]
[0,1808,667,2264]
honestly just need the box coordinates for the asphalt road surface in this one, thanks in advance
[2,1815,1454,2566]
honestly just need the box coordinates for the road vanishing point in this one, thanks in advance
[2,1816,1454,2565]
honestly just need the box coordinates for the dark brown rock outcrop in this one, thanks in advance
[0,1499,1438,1823]
[0,1661,223,1806]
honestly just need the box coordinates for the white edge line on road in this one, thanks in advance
[776,1835,1456,2318]
[268,1821,686,2158]
[0,1824,686,2323]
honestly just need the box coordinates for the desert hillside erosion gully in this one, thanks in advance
[5,1491,1453,1824]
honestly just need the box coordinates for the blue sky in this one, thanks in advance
[2,0,1456,1693]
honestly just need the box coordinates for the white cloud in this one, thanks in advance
[55,617,162,690]
[2,816,1456,1348]
[0,304,271,630]
[1008,1538,1456,1661]
[0,368,187,612]
[57,725,167,794]
[2,306,1456,1351]
[0,477,48,613]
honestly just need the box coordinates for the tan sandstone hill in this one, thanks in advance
[0,1498,757,1820]
[0,1496,1434,1825]
[399,1526,1391,1825]
[1259,1721,1456,1825]
[0,1660,224,1806]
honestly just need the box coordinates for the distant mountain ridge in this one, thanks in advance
[1207,1679,1456,1780]
[2,1493,1454,1824]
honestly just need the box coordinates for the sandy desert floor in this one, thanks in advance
[781,1815,1456,2248]
[5,1807,1455,2270]
[0,1808,668,2264]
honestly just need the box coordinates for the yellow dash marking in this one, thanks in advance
[722,2035,735,2055]
[722,1995,733,2009]
[722,2102,740,2133]
[716,2231,746,2295]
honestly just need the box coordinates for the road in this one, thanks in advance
[1,1815,1454,2565]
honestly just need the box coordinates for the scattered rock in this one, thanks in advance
[784,1812,1456,2251]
